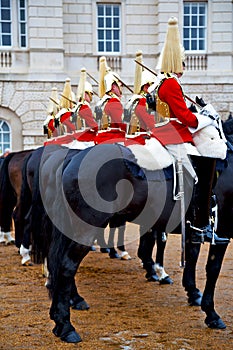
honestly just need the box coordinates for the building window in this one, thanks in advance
[183,2,207,52]
[97,3,121,53]
[18,0,27,48]
[0,120,11,153]
[0,0,27,48]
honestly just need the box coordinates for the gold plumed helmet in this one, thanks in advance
[60,77,74,109]
[77,68,93,102]
[134,50,157,94]
[134,50,143,94]
[47,87,59,115]
[98,56,121,98]
[158,17,185,74]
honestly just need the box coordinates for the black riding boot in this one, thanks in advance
[189,156,229,245]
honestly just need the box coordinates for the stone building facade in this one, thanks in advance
[0,0,232,151]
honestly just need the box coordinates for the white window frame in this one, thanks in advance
[183,1,207,53]
[0,0,27,49]
[96,2,121,55]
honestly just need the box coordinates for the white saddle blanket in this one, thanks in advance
[128,137,173,171]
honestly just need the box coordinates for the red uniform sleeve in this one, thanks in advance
[79,104,98,129]
[104,97,123,123]
[159,78,198,128]
[135,97,155,131]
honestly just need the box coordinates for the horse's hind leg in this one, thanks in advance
[116,224,131,260]
[182,239,202,306]
[70,278,90,311]
[138,228,158,282]
[201,243,228,329]
[154,232,173,284]
[49,239,90,343]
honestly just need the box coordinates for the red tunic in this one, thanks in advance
[104,96,124,129]
[134,96,155,132]
[79,104,98,129]
[151,77,198,146]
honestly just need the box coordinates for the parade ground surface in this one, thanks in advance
[0,223,233,350]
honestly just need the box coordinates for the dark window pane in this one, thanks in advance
[191,40,197,50]
[200,6,205,15]
[106,6,111,16]
[2,35,11,45]
[113,42,119,52]
[199,40,205,50]
[106,41,111,51]
[199,28,204,39]
[113,18,119,28]
[191,16,197,26]
[183,28,189,39]
[20,9,25,21]
[21,36,26,47]
[183,40,189,50]
[106,30,111,40]
[20,23,25,35]
[1,0,10,7]
[98,18,104,27]
[106,18,111,28]
[3,134,9,142]
[2,122,9,131]
[2,22,11,33]
[191,6,197,15]
[20,0,26,7]
[113,6,119,16]
[191,28,197,38]
[184,16,189,26]
[98,41,104,51]
[199,15,205,26]
[98,29,104,40]
[97,5,104,16]
[184,6,189,14]
[1,9,11,20]
[113,30,119,40]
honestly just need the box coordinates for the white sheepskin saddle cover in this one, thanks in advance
[192,125,227,160]
[128,137,173,171]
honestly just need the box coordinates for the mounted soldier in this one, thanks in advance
[125,50,158,135]
[146,17,228,244]
[95,56,125,131]
[71,68,98,131]
[54,77,76,134]
[43,87,60,138]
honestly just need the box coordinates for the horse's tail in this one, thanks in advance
[29,146,52,264]
[17,153,33,248]
[0,153,17,233]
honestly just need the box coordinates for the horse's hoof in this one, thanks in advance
[120,251,132,260]
[90,245,96,251]
[188,290,202,306]
[5,240,15,245]
[109,252,120,259]
[100,248,110,253]
[146,272,159,282]
[72,300,90,311]
[159,276,173,285]
[205,317,226,329]
[61,330,82,343]
[22,260,33,266]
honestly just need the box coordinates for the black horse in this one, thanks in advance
[39,141,199,343]
[182,120,233,329]
[0,150,33,246]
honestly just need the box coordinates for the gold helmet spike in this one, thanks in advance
[99,56,108,98]
[77,67,86,102]
[159,17,184,74]
[47,87,59,115]
[60,77,73,109]
[134,50,143,94]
